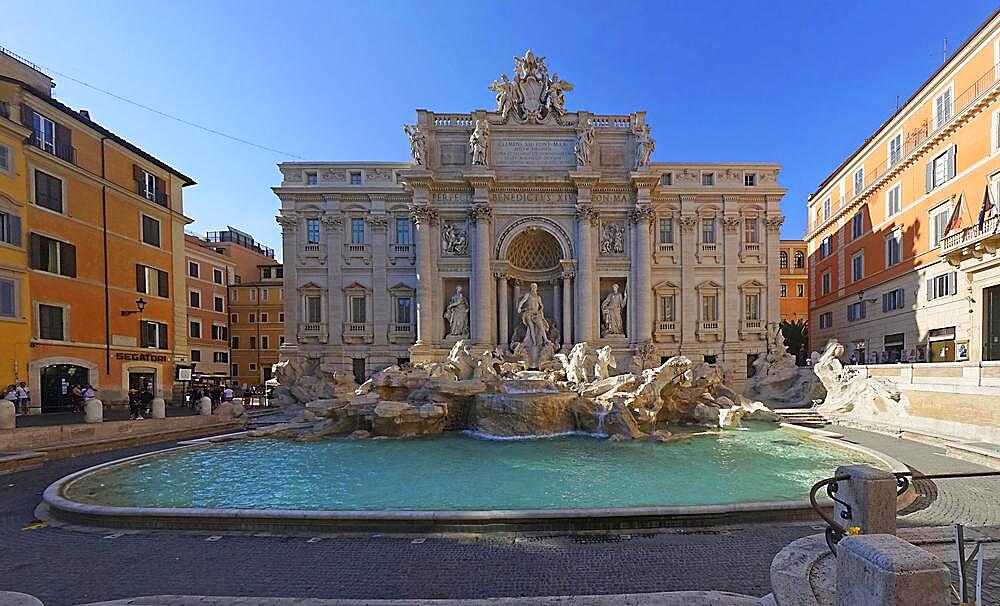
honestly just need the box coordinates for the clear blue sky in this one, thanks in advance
[3,0,998,257]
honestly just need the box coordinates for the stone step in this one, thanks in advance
[0,451,46,475]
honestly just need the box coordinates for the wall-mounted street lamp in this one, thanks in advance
[121,298,147,317]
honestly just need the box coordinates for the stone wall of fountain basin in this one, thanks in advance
[471,392,580,437]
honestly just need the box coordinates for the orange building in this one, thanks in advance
[184,234,235,387]
[0,51,195,412]
[778,240,808,323]
[229,263,284,387]
[199,226,276,284]
[807,9,1000,367]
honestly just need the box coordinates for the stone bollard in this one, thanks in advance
[199,396,212,416]
[834,465,898,535]
[150,397,166,419]
[0,400,15,430]
[837,534,950,605]
[84,398,103,423]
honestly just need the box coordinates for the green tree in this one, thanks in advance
[780,319,809,365]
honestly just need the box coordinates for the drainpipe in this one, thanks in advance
[100,137,111,375]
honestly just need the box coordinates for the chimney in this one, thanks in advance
[78,109,90,121]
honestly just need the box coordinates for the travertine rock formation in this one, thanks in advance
[813,340,908,420]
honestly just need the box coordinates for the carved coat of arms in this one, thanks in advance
[489,50,574,125]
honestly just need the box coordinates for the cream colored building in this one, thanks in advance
[275,52,786,386]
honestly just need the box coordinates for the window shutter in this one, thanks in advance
[926,278,934,300]
[133,164,144,195]
[156,176,168,205]
[8,214,20,247]
[55,122,72,160]
[898,288,904,307]
[60,242,76,277]
[136,264,146,293]
[139,321,149,347]
[157,269,169,298]
[946,145,957,181]
[19,104,33,128]
[925,160,933,193]
[949,272,957,295]
[0,280,14,317]
[157,323,168,350]
[28,233,41,269]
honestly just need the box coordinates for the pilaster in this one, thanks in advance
[369,211,389,346]
[630,172,657,345]
[276,213,300,348]
[466,171,496,346]
[321,213,343,346]
[571,171,600,343]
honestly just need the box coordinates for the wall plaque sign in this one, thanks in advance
[493,138,576,168]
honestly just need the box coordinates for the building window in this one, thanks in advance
[350,295,367,323]
[211,324,226,341]
[213,268,224,284]
[928,147,956,191]
[32,112,56,154]
[249,336,256,349]
[819,312,833,329]
[140,320,168,349]
[851,251,864,282]
[0,144,10,174]
[38,303,64,340]
[818,235,833,259]
[231,336,239,349]
[823,197,831,220]
[701,219,716,244]
[658,295,675,322]
[743,218,759,243]
[213,351,228,363]
[658,218,674,244]
[351,218,365,244]
[249,312,256,323]
[886,184,901,218]
[794,251,805,269]
[189,290,201,308]
[261,312,269,323]
[796,283,804,297]
[701,172,715,186]
[214,296,224,312]
[29,233,76,277]
[888,133,903,166]
[886,230,901,267]
[306,171,318,185]
[930,203,951,247]
[352,358,366,384]
[34,170,63,213]
[882,288,905,312]
[306,218,321,244]
[189,320,201,339]
[249,289,256,301]
[744,293,760,321]
[304,295,322,323]
[0,211,22,247]
[279,312,285,322]
[853,168,864,197]
[396,218,412,245]
[261,266,272,279]
[821,271,831,295]
[136,264,169,298]
[188,261,199,278]
[780,284,787,297]
[262,335,270,349]
[141,170,159,203]
[396,297,412,324]
[249,362,257,371]
[934,87,953,129]
[927,272,957,301]
[660,172,672,186]
[847,301,866,321]
[779,251,788,269]
[701,294,718,322]
[141,215,161,247]
[744,173,756,186]
[0,277,17,318]
[350,172,362,185]
[190,349,201,362]
[279,336,285,346]
[261,289,268,301]
[851,212,863,240]
[231,363,239,377]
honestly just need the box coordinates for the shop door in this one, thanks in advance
[40,364,90,413]
[129,372,156,395]
[985,285,1000,360]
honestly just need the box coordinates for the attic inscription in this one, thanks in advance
[494,138,576,167]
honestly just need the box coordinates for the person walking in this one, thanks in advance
[70,384,84,413]
[15,382,29,415]
[222,384,234,403]
[127,388,141,420]
[83,384,97,402]
[138,385,154,420]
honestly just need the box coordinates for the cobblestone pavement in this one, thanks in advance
[0,429,996,606]
[77,592,764,605]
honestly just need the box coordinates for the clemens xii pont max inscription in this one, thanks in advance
[274,50,787,385]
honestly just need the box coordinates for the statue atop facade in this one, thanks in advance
[444,286,470,337]
[599,222,625,255]
[574,119,595,167]
[441,222,469,256]
[489,50,573,124]
[403,123,426,166]
[469,119,490,166]
[633,123,655,170]
[601,283,627,337]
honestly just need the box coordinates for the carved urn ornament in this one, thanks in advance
[489,50,574,125]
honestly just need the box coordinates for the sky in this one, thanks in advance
[3,0,999,258]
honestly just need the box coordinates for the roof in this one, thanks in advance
[809,6,1000,199]
[1,74,196,186]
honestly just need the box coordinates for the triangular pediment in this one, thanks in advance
[696,280,723,290]
[653,280,680,291]
[297,281,324,290]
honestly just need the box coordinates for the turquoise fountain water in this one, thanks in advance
[66,423,878,511]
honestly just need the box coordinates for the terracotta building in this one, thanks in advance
[229,263,284,387]
[184,234,235,387]
[198,226,276,284]
[0,49,195,412]
[778,240,808,323]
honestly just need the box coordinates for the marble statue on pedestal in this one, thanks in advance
[469,119,489,166]
[601,284,627,337]
[634,123,655,169]
[444,287,470,337]
[513,282,557,368]
[403,123,426,166]
[575,119,594,167]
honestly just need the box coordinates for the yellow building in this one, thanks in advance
[0,83,32,387]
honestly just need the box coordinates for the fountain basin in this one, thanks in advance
[470,391,579,436]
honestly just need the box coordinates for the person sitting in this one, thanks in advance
[138,387,154,420]
[70,384,85,413]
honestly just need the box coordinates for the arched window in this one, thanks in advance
[779,251,789,269]
[794,251,805,269]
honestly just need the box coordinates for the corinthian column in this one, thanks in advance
[630,206,654,343]
[410,205,437,345]
[496,272,509,349]
[469,203,494,346]
[562,271,574,348]
[574,204,599,342]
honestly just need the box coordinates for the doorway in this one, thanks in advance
[984,285,1000,360]
[40,364,90,413]
[129,371,156,395]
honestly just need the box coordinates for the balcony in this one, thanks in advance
[940,214,1000,265]
[656,243,675,253]
[700,243,718,253]
[389,322,415,343]
[344,243,370,265]
[391,243,413,256]
[654,320,679,342]
[301,242,323,259]
[741,319,764,335]
[297,321,328,344]
[343,322,373,343]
